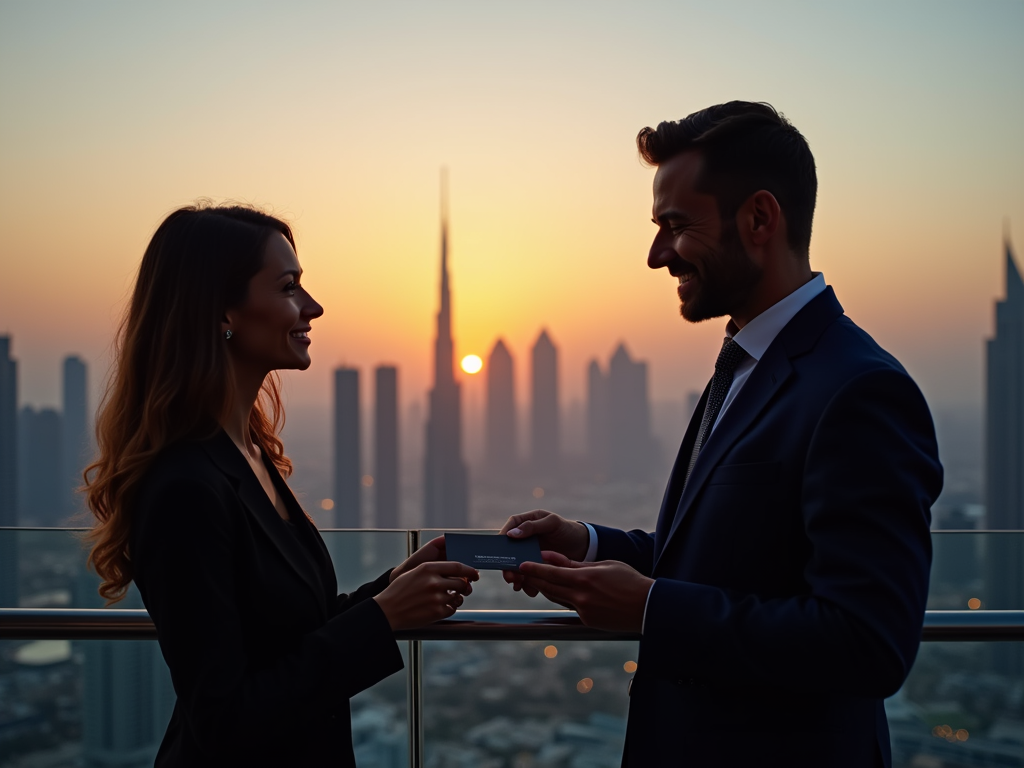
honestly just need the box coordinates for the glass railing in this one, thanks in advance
[1,529,1022,768]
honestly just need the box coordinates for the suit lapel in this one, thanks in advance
[653,288,845,570]
[653,381,710,554]
[202,431,328,618]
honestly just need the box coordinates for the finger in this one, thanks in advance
[421,561,480,581]
[421,535,446,559]
[437,576,475,595]
[499,509,552,536]
[519,561,583,586]
[541,550,575,567]
[506,511,559,539]
[524,578,578,610]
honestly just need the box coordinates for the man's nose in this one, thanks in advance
[648,239,676,271]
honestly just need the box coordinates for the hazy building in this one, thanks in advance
[424,174,469,528]
[17,407,63,526]
[374,365,399,528]
[608,343,657,481]
[530,329,560,472]
[79,579,175,768]
[485,338,516,471]
[62,355,89,518]
[985,238,1024,675]
[0,336,17,606]
[334,367,361,529]
[586,359,609,475]
[986,239,1024,531]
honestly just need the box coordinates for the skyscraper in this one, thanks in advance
[486,338,516,471]
[984,237,1024,675]
[17,406,63,526]
[0,337,17,607]
[374,365,399,528]
[334,367,361,529]
[586,359,609,475]
[530,329,560,472]
[62,355,89,517]
[424,172,469,529]
[607,343,656,481]
[986,238,1024,530]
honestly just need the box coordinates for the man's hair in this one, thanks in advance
[637,101,817,255]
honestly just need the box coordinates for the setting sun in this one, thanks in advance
[460,355,482,374]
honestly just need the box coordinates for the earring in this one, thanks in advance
[225,330,233,340]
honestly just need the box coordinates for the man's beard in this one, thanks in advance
[679,224,762,323]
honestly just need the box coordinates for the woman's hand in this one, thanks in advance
[390,535,449,582]
[374,561,479,631]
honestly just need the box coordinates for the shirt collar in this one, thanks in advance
[728,273,826,361]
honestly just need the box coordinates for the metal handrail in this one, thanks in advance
[2,608,1023,642]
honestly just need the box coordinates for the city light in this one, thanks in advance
[361,474,374,487]
[460,355,482,374]
[623,661,637,673]
[968,597,982,610]
[576,678,594,694]
[544,645,558,659]
[320,499,334,510]
[532,487,545,499]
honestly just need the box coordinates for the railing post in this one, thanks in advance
[406,529,424,768]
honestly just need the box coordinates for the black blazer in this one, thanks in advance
[594,288,943,767]
[130,430,403,768]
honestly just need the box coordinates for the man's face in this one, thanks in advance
[648,150,761,323]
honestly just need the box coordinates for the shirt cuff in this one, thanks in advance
[581,522,599,562]
[641,580,655,635]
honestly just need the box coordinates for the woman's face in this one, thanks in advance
[223,232,324,375]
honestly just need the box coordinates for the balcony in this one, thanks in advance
[0,528,1022,768]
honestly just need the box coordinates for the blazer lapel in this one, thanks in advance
[202,431,328,618]
[653,287,845,570]
[653,381,710,556]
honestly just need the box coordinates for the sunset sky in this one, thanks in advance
[1,1,1022,417]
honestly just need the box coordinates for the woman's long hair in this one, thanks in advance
[85,204,295,604]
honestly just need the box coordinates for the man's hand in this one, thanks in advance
[518,552,653,633]
[499,510,590,594]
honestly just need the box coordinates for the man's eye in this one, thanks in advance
[284,281,298,292]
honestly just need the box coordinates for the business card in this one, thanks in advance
[444,532,544,572]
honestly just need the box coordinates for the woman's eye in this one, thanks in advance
[284,281,298,292]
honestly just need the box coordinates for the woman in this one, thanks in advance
[85,204,477,767]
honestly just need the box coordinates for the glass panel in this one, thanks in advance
[422,639,638,768]
[929,531,1024,610]
[1,529,410,768]
[888,642,1024,767]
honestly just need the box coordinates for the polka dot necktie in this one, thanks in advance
[685,338,749,484]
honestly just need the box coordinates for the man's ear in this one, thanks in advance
[743,190,782,247]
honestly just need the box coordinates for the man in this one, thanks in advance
[502,101,942,767]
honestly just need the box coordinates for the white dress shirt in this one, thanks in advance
[581,273,827,630]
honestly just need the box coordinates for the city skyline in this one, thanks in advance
[1,3,1022,416]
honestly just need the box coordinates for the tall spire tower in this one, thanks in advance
[985,234,1024,676]
[424,170,469,527]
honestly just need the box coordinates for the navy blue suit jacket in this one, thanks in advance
[593,288,942,767]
